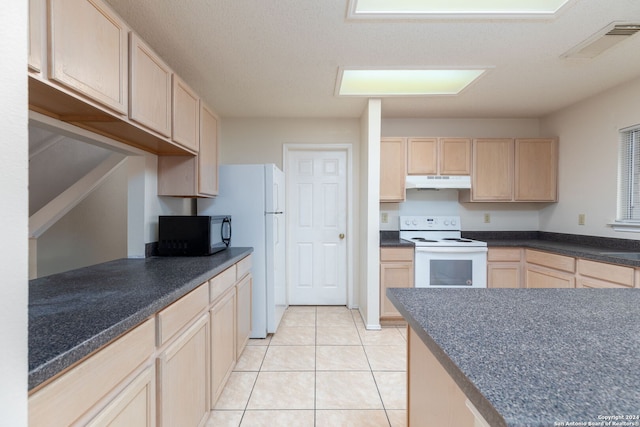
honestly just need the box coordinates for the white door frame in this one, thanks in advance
[283,144,354,309]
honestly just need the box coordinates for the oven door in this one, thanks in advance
[414,246,487,288]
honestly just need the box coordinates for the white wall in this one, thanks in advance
[37,163,128,277]
[220,118,361,169]
[360,100,382,329]
[540,76,640,239]
[1,1,28,425]
[380,118,544,231]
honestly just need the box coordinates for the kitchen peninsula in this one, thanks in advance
[388,287,640,427]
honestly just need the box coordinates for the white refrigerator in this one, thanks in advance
[198,164,287,338]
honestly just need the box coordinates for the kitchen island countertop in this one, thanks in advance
[388,287,640,427]
[29,247,253,390]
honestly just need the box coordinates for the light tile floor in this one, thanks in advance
[207,306,407,427]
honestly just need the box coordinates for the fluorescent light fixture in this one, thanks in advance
[349,0,573,18]
[337,69,487,96]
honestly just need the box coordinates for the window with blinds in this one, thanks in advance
[618,125,640,221]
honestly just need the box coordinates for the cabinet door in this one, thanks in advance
[157,313,210,427]
[49,0,128,114]
[488,263,521,288]
[28,0,44,74]
[129,33,172,137]
[86,366,155,427]
[380,138,407,202]
[380,262,413,318]
[199,103,219,196]
[380,248,413,320]
[472,139,514,201]
[407,138,437,175]
[172,75,200,152]
[515,138,558,201]
[525,265,575,288]
[236,274,253,357]
[440,138,471,175]
[211,287,236,407]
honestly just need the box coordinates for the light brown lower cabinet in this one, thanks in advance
[380,247,414,320]
[157,313,210,427]
[236,273,253,357]
[86,365,156,427]
[525,249,576,288]
[408,327,487,427]
[210,286,237,406]
[576,258,635,288]
[487,248,522,288]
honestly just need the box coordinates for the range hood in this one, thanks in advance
[405,175,471,190]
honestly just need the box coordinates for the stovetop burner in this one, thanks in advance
[399,215,487,248]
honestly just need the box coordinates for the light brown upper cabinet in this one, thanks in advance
[407,138,438,175]
[157,102,219,197]
[440,138,472,175]
[514,138,558,202]
[470,138,514,201]
[172,75,200,153]
[198,103,219,196]
[465,138,557,202]
[380,138,407,202]
[407,138,471,176]
[28,0,44,75]
[129,33,172,137]
[49,0,129,115]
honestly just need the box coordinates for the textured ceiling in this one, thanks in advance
[104,0,640,119]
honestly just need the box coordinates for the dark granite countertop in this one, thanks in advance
[382,230,640,267]
[387,287,640,427]
[29,247,252,390]
[380,231,414,247]
[464,231,640,268]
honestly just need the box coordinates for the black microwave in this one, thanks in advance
[158,215,231,256]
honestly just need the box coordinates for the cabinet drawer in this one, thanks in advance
[525,265,575,288]
[210,265,237,303]
[381,247,414,262]
[525,249,575,273]
[29,318,155,427]
[237,255,252,279]
[577,259,634,287]
[157,283,208,346]
[488,248,522,262]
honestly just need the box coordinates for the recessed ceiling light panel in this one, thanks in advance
[348,0,574,19]
[337,68,488,96]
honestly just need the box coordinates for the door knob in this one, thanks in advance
[339,233,345,240]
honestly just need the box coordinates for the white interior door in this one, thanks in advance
[287,149,348,305]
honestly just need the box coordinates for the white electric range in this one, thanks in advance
[399,215,488,288]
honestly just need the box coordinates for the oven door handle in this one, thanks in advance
[415,246,487,254]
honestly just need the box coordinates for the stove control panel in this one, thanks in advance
[400,216,461,231]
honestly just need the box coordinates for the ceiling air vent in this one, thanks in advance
[562,22,640,59]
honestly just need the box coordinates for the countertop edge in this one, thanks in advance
[29,248,253,390]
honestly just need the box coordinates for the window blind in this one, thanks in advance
[618,125,640,221]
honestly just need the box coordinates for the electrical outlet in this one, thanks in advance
[381,212,389,223]
[578,213,585,226]
[484,213,491,223]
